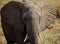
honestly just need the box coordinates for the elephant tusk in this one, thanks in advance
[24,33,28,42]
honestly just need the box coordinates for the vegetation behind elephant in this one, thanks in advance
[1,0,57,44]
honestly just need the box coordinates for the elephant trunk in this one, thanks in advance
[22,9,41,44]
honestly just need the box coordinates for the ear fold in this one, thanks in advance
[39,4,57,31]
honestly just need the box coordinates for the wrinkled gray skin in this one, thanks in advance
[1,1,57,44]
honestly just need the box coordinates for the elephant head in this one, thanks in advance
[21,1,57,44]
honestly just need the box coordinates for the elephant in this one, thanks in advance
[1,0,57,44]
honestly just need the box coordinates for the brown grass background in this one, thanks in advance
[0,0,60,44]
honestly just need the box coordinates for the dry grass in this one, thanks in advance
[38,18,60,44]
[0,17,7,44]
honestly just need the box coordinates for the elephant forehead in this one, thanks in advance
[23,0,40,9]
[22,1,42,17]
[30,8,41,17]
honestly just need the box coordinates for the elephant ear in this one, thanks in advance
[39,4,57,31]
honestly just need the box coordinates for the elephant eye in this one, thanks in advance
[22,17,27,24]
[24,18,27,21]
